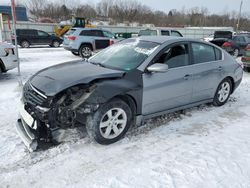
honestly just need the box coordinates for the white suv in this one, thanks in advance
[0,43,17,74]
[138,29,183,37]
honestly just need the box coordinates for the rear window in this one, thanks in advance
[161,30,170,36]
[65,29,76,36]
[139,30,157,36]
[171,31,182,37]
[80,30,104,37]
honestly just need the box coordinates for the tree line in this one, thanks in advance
[23,0,250,31]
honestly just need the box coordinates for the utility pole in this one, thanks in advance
[10,0,22,86]
[236,0,243,33]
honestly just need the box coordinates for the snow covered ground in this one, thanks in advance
[1,47,250,188]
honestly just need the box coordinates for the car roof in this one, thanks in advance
[138,36,201,44]
[71,27,107,31]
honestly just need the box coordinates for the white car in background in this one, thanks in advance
[203,34,214,42]
[0,42,18,74]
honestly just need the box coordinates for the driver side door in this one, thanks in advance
[142,42,194,115]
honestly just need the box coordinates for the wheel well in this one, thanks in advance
[114,95,137,116]
[80,43,93,50]
[0,59,6,72]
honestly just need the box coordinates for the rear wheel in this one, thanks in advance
[79,45,93,58]
[213,78,232,106]
[51,40,60,47]
[86,99,132,145]
[21,40,30,48]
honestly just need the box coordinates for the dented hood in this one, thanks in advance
[29,60,125,96]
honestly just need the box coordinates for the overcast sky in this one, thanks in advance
[1,0,249,14]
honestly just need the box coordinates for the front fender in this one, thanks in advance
[85,69,143,114]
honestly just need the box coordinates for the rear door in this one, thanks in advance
[142,42,194,115]
[190,42,223,102]
[94,30,111,50]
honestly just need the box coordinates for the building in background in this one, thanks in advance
[0,5,28,21]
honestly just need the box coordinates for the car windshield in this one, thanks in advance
[88,38,160,71]
[139,30,157,36]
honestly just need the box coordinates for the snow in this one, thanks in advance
[1,47,250,188]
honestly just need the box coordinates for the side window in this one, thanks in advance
[91,30,104,37]
[161,30,170,36]
[37,31,49,37]
[155,44,189,69]
[171,31,182,37]
[103,31,115,38]
[215,48,222,60]
[192,43,216,64]
[80,30,92,36]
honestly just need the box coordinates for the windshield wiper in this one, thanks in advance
[89,61,106,68]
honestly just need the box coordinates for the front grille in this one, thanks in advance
[23,83,47,106]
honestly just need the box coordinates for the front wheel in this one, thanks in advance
[86,99,132,145]
[213,78,232,106]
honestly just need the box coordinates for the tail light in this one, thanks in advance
[68,36,76,41]
[245,45,250,51]
[109,40,114,46]
[222,42,232,47]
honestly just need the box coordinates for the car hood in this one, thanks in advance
[29,60,125,96]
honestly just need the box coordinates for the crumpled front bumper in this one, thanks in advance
[16,118,38,152]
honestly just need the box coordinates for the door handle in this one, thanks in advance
[218,66,223,71]
[184,74,191,80]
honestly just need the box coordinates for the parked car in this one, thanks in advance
[241,44,250,72]
[214,31,234,39]
[63,28,118,58]
[0,42,17,74]
[138,28,183,37]
[16,36,243,151]
[14,29,63,48]
[203,34,214,42]
[210,35,250,57]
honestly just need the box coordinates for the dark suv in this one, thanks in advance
[15,29,63,48]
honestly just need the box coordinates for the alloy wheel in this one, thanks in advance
[217,82,230,103]
[99,108,127,139]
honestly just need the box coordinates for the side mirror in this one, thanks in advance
[147,63,169,73]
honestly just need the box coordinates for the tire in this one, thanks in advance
[79,44,93,58]
[86,98,132,145]
[71,52,79,56]
[51,40,60,48]
[21,40,30,48]
[233,48,239,58]
[213,78,232,106]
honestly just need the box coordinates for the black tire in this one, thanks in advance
[51,40,60,48]
[71,52,79,56]
[21,40,30,48]
[86,98,132,145]
[79,44,93,58]
[213,78,232,106]
[244,67,250,72]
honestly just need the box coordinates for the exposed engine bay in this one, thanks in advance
[17,82,98,151]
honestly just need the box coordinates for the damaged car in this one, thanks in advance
[16,36,243,151]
